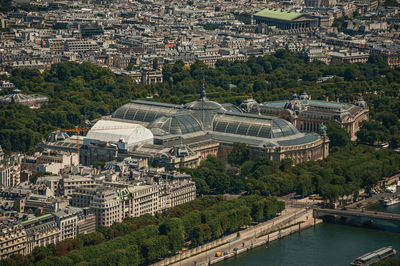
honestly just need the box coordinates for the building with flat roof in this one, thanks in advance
[253,9,319,30]
[53,207,79,241]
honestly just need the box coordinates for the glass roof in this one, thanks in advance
[112,100,181,122]
[150,113,203,135]
[212,113,298,139]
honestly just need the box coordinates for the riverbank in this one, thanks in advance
[219,223,400,266]
[152,207,322,266]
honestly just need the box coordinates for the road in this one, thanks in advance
[314,208,400,222]
[170,207,307,266]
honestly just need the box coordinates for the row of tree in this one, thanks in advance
[186,144,400,202]
[0,195,284,266]
[1,51,400,153]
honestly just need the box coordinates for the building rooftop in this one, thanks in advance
[254,9,303,21]
[84,119,154,147]
[21,213,53,225]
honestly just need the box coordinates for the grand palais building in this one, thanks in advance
[43,89,370,168]
[66,89,330,167]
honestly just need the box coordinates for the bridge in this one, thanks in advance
[314,208,400,222]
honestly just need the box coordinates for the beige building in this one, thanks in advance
[90,187,122,227]
[72,177,196,227]
[330,51,370,64]
[124,185,159,217]
[240,93,369,141]
[54,208,79,241]
[0,222,27,259]
[159,179,196,211]
[22,214,60,254]
[60,175,96,196]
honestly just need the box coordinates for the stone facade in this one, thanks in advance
[240,92,369,141]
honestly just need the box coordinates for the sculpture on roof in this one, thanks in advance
[319,123,327,136]
[354,95,368,109]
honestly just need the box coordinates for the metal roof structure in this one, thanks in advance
[112,100,181,123]
[254,9,303,21]
[262,100,353,112]
[0,89,48,108]
[21,213,53,225]
[212,112,298,139]
[111,91,323,149]
[150,113,203,135]
[85,119,153,147]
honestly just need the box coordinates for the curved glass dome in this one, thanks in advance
[184,99,226,111]
[212,112,299,139]
[112,100,181,123]
[183,89,226,130]
[150,113,203,135]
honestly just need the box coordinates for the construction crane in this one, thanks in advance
[58,124,152,164]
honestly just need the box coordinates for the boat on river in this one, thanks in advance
[351,246,396,265]
[383,198,400,206]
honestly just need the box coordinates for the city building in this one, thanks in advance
[330,51,370,64]
[90,187,122,227]
[109,89,329,165]
[0,221,27,259]
[22,214,60,254]
[0,89,48,109]
[253,9,319,30]
[60,175,96,196]
[54,207,79,241]
[240,92,369,140]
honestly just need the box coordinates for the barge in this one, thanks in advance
[351,246,396,265]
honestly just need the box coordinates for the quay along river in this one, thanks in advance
[219,204,400,266]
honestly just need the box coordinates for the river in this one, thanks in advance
[219,204,400,266]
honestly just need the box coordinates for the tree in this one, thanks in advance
[228,142,252,166]
[357,121,388,145]
[344,67,356,81]
[152,58,159,70]
[326,122,350,148]
[376,111,398,128]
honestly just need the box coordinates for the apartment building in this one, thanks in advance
[0,222,27,259]
[65,40,99,53]
[54,208,79,241]
[0,166,11,187]
[71,178,196,226]
[125,185,159,217]
[22,214,60,254]
[90,187,122,227]
[60,175,96,196]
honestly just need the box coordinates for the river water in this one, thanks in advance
[219,204,400,266]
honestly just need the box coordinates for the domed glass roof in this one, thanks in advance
[183,89,226,130]
[184,99,226,111]
[212,112,299,139]
[112,100,181,122]
[184,89,226,111]
[150,113,203,135]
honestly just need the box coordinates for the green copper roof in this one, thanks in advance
[117,188,130,200]
[254,9,302,21]
[21,213,53,224]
